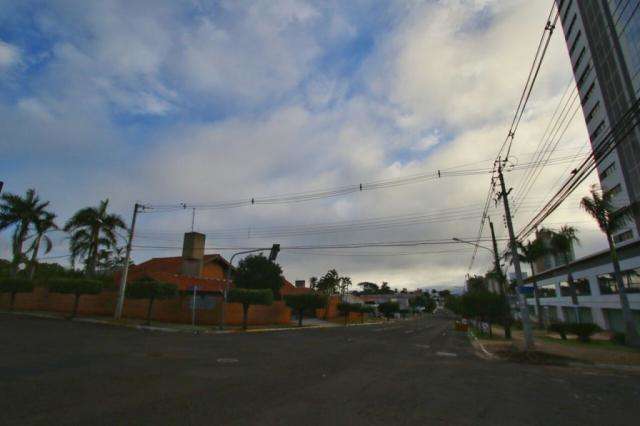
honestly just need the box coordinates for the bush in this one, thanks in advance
[512,319,523,330]
[567,323,601,342]
[356,305,374,323]
[228,288,273,330]
[378,301,400,320]
[0,277,34,310]
[547,322,568,340]
[48,278,103,318]
[284,293,327,327]
[399,308,410,318]
[610,332,626,345]
[126,278,178,325]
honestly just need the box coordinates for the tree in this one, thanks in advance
[0,189,51,276]
[26,211,58,281]
[507,239,548,328]
[126,277,178,325]
[337,302,359,325]
[466,275,486,293]
[0,277,34,310]
[228,288,273,330]
[284,293,327,327]
[316,269,341,295]
[580,184,640,347]
[378,301,400,320]
[409,294,435,313]
[550,225,580,296]
[48,278,103,318]
[357,281,379,295]
[460,289,506,337]
[64,199,127,276]
[339,276,352,299]
[233,254,284,298]
[380,282,394,294]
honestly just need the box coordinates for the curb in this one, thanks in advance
[468,329,495,359]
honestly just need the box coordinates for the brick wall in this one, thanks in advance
[0,287,291,326]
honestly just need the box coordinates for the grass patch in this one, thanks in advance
[494,348,584,366]
[538,335,640,353]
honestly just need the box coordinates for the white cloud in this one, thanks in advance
[0,40,20,69]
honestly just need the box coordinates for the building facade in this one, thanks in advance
[556,0,640,245]
[524,240,640,333]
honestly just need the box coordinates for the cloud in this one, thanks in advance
[0,0,605,289]
[0,39,20,69]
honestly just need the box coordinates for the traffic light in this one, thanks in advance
[268,244,280,262]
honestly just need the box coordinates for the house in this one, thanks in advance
[120,231,306,297]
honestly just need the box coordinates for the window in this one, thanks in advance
[598,269,640,294]
[569,30,582,56]
[574,278,591,296]
[598,273,617,294]
[573,47,586,71]
[566,14,578,40]
[577,63,592,89]
[581,82,596,105]
[613,230,633,243]
[590,120,605,141]
[559,281,572,297]
[599,162,616,180]
[605,183,622,198]
[586,101,600,124]
[561,0,573,25]
[538,283,557,298]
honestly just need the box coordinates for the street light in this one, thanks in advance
[218,244,280,331]
[452,237,493,254]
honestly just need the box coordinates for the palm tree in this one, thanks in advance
[550,226,580,316]
[580,184,640,347]
[0,189,51,276]
[511,239,548,328]
[26,211,58,280]
[64,199,127,276]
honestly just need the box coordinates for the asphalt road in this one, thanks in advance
[1,313,640,426]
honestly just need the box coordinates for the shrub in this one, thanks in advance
[399,308,410,318]
[567,323,601,342]
[357,305,374,323]
[0,277,34,310]
[284,293,327,327]
[547,322,568,340]
[126,278,178,325]
[512,319,523,330]
[48,278,103,318]
[378,301,400,320]
[610,332,626,345]
[228,288,273,330]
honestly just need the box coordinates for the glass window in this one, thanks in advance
[559,281,572,297]
[613,230,633,243]
[605,183,622,198]
[599,162,616,179]
[574,278,591,296]
[538,283,557,298]
[598,273,618,294]
[623,268,640,293]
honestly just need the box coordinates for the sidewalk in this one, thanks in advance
[473,324,640,367]
[0,310,370,334]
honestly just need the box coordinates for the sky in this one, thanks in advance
[0,0,605,290]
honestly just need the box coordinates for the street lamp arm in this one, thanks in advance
[452,237,493,254]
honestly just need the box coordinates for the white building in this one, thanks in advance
[525,241,640,332]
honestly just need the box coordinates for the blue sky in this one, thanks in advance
[0,0,602,288]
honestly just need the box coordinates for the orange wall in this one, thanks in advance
[0,287,290,326]
[315,295,341,319]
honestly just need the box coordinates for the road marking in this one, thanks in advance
[404,330,414,334]
[436,351,457,357]
[415,344,430,349]
[217,358,239,364]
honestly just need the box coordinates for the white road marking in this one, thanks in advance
[436,351,457,357]
[415,344,431,349]
[217,358,239,363]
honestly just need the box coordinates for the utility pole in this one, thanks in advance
[114,203,141,320]
[489,217,511,339]
[496,160,534,350]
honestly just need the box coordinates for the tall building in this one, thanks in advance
[556,0,640,245]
